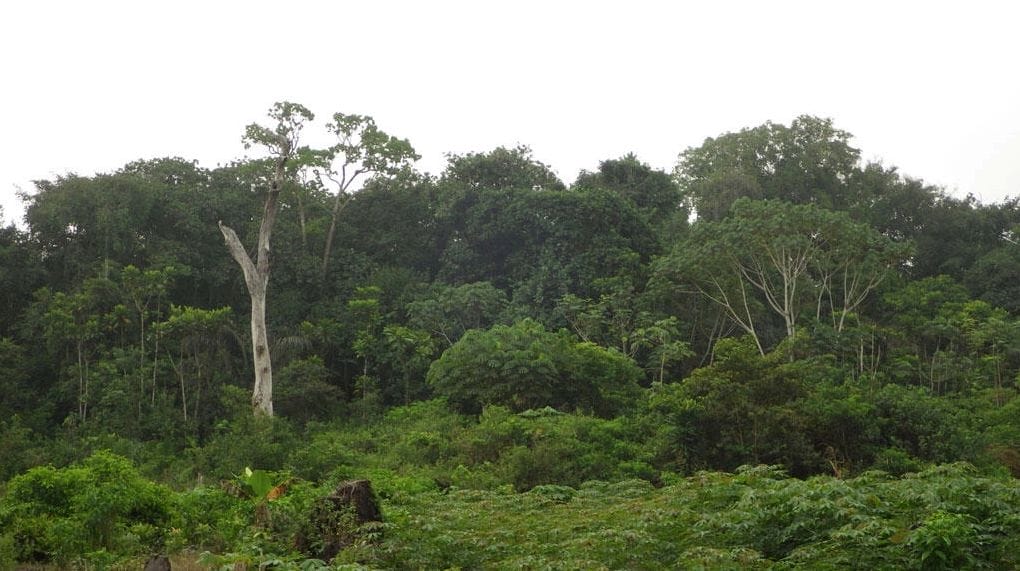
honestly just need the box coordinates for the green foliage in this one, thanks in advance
[171,485,247,553]
[0,532,15,571]
[0,451,171,565]
[447,405,654,491]
[661,337,816,472]
[337,175,441,274]
[907,511,981,570]
[261,399,653,494]
[243,101,314,155]
[237,467,278,500]
[434,155,658,312]
[0,224,43,338]
[882,276,1020,394]
[907,194,1020,283]
[660,198,907,353]
[870,385,979,464]
[573,153,687,230]
[0,415,45,482]
[3,412,1020,569]
[966,244,1020,313]
[191,386,300,480]
[359,465,1020,569]
[199,550,337,571]
[275,356,344,423]
[406,281,509,346]
[676,115,862,216]
[440,145,565,193]
[427,319,642,415]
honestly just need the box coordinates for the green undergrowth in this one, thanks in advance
[5,451,1020,569]
[3,397,1020,569]
[357,463,1020,569]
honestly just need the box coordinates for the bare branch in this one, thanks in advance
[218,221,260,294]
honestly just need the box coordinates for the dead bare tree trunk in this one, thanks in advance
[218,139,289,417]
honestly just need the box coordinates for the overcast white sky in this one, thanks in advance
[2,0,1018,226]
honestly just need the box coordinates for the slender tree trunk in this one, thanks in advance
[194,349,203,425]
[77,339,87,422]
[151,312,160,405]
[138,310,146,417]
[321,198,341,277]
[177,347,188,422]
[296,190,308,251]
[320,187,353,277]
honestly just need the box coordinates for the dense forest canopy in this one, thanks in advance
[2,107,1020,568]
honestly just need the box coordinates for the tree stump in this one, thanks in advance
[143,555,171,571]
[296,479,383,561]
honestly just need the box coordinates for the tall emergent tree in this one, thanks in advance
[317,113,419,277]
[218,102,313,416]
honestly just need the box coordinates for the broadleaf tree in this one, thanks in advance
[317,113,419,277]
[661,198,907,354]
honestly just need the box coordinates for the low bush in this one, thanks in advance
[0,451,172,566]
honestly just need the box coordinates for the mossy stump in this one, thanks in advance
[296,479,383,561]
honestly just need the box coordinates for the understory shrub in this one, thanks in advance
[0,451,171,566]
